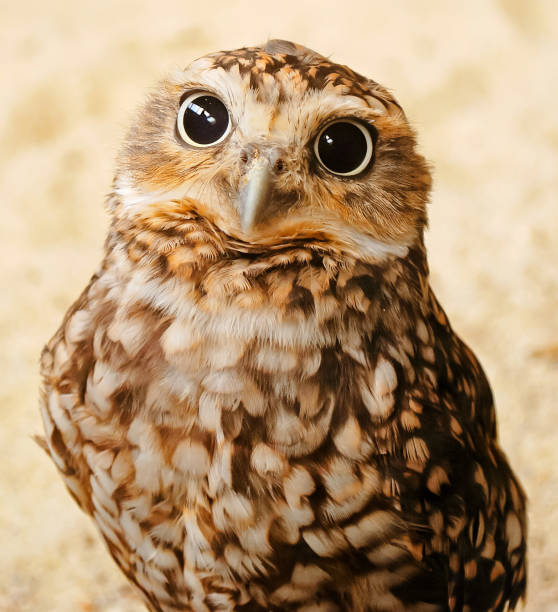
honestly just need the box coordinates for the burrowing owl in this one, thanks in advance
[39,40,526,611]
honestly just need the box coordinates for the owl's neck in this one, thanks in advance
[108,198,430,322]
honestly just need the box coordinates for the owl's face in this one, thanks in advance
[116,40,431,262]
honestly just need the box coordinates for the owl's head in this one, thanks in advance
[115,40,431,262]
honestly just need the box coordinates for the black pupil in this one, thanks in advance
[317,122,369,174]
[182,95,229,145]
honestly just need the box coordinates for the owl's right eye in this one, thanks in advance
[177,93,231,147]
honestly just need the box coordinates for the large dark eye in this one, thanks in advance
[314,119,374,176]
[177,93,231,147]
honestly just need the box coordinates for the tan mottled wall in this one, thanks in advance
[1,1,557,610]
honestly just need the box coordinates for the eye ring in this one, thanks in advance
[177,92,231,147]
[313,119,374,177]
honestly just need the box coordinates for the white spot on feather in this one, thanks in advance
[250,443,286,476]
[343,510,397,548]
[172,440,210,477]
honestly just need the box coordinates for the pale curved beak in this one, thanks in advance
[238,154,275,233]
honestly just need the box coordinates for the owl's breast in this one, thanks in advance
[42,250,466,610]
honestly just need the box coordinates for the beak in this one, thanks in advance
[238,151,277,233]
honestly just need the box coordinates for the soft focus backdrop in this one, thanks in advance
[1,1,557,610]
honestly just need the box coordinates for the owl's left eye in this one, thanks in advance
[314,119,374,177]
[177,93,231,147]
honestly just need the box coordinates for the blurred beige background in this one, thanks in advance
[1,0,557,610]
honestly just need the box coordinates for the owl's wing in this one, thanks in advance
[39,276,99,516]
[391,288,527,611]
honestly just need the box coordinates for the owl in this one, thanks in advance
[39,40,526,611]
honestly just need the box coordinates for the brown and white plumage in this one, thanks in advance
[39,40,526,611]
